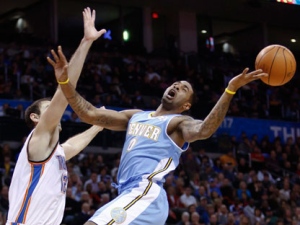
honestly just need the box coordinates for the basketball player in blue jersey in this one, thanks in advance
[5,8,106,225]
[54,49,268,224]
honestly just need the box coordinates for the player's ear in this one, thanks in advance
[183,103,191,111]
[30,113,39,123]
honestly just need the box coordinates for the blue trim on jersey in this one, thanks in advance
[181,142,189,150]
[16,164,43,223]
[11,223,18,225]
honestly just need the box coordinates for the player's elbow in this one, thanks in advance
[195,129,213,141]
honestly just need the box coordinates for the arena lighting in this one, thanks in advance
[123,30,129,41]
[152,12,159,19]
[291,39,296,42]
[201,30,207,34]
[274,0,300,5]
[103,29,112,40]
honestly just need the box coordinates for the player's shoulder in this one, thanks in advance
[120,109,143,118]
[173,115,203,128]
[175,115,194,122]
[169,115,193,128]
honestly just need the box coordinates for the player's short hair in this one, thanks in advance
[188,82,196,106]
[24,97,51,129]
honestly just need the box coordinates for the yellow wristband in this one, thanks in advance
[57,78,69,85]
[225,88,236,95]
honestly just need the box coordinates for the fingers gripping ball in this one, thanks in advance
[255,45,297,86]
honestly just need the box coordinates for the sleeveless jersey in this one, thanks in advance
[117,111,189,192]
[6,130,68,225]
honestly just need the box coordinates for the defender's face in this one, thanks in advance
[162,81,193,111]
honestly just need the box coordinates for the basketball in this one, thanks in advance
[255,44,297,86]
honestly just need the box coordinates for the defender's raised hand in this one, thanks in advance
[83,7,106,41]
[47,46,69,83]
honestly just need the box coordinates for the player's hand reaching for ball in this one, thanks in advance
[47,46,69,84]
[83,7,106,42]
[227,68,268,92]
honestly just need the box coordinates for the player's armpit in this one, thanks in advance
[178,118,207,143]
[88,109,132,131]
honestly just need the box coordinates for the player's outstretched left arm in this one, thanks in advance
[62,124,103,160]
[62,107,105,160]
[179,68,268,142]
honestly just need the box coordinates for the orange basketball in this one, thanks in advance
[255,44,296,86]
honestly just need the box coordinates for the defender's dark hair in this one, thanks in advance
[24,97,51,129]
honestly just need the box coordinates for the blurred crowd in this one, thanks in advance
[1,40,300,225]
[1,131,300,225]
[0,41,300,122]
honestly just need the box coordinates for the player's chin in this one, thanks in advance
[162,96,173,103]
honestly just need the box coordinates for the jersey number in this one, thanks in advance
[127,138,137,152]
[61,173,68,194]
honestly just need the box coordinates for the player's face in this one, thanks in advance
[162,81,193,111]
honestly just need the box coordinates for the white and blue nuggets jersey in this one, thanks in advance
[117,111,189,192]
[6,130,68,225]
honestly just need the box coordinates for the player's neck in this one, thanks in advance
[153,105,180,117]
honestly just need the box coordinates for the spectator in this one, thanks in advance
[240,215,251,225]
[167,185,184,209]
[180,186,198,208]
[208,214,219,225]
[237,157,250,174]
[83,171,99,194]
[195,185,210,201]
[209,178,223,198]
[0,186,9,215]
[279,179,291,201]
[63,188,81,225]
[254,208,265,224]
[243,199,256,224]
[264,207,278,225]
[176,211,191,225]
[73,202,92,225]
[191,211,201,225]
[250,146,265,171]
[220,150,237,168]
[283,207,293,225]
[226,213,238,225]
[265,150,281,177]
[196,196,210,225]
[217,204,229,225]
[237,181,252,200]
[248,180,263,202]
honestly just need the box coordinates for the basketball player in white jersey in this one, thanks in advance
[6,7,106,225]
[54,50,268,224]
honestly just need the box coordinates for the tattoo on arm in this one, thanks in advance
[201,94,231,136]
[64,85,114,126]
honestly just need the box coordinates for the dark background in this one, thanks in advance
[0,0,300,54]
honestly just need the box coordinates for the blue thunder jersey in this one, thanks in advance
[117,111,189,192]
